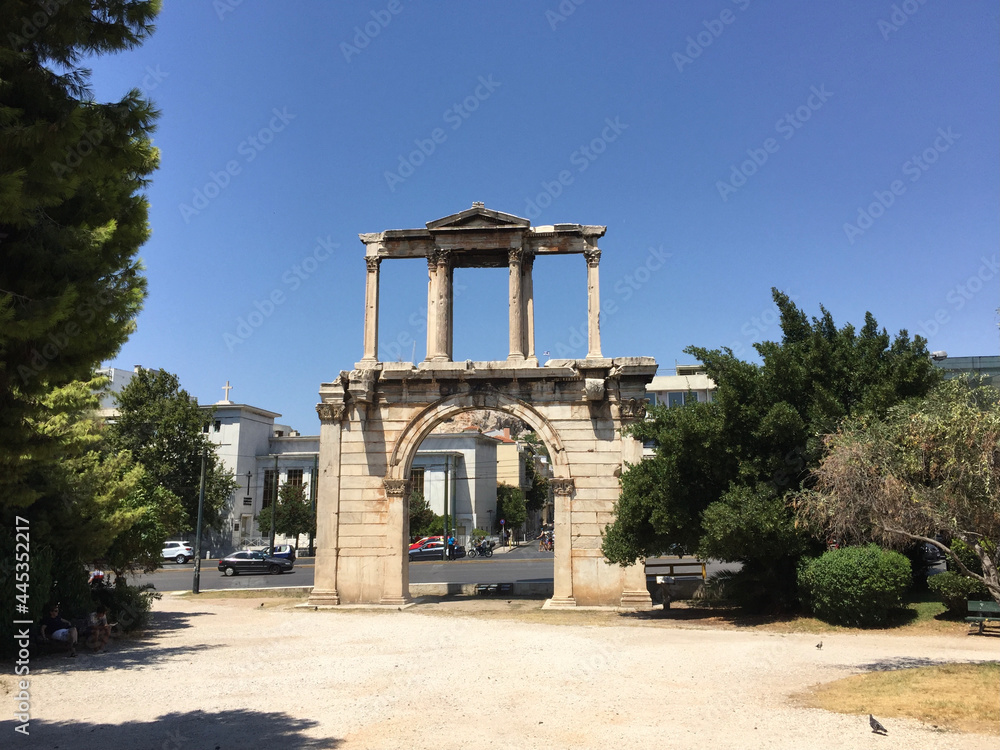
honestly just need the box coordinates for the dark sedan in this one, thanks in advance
[408,541,466,562]
[218,550,294,576]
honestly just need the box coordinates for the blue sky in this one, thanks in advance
[88,1,999,432]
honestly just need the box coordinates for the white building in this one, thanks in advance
[203,399,319,552]
[646,364,716,408]
[410,429,500,541]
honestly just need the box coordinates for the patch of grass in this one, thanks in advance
[793,662,1000,735]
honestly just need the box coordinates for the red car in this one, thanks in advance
[408,535,443,551]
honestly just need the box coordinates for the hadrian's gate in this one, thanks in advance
[308,204,657,608]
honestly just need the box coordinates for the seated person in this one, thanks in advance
[40,603,78,657]
[86,606,111,652]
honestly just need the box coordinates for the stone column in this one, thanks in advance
[425,252,439,361]
[381,478,411,605]
[548,477,576,607]
[584,246,602,359]
[508,247,525,361]
[446,262,455,360]
[617,398,653,610]
[361,257,380,364]
[308,403,345,606]
[436,250,452,361]
[426,249,451,362]
[522,252,537,365]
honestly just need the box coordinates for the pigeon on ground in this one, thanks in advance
[816,641,822,649]
[869,714,887,734]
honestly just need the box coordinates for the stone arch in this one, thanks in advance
[387,392,568,482]
[307,205,658,610]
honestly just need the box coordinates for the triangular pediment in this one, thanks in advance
[427,203,530,230]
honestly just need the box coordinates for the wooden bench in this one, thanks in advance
[475,582,513,596]
[965,600,1000,634]
[644,559,707,606]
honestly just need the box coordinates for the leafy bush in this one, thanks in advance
[797,545,911,627]
[946,538,985,576]
[927,571,991,615]
[104,582,161,633]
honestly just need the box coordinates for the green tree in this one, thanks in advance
[407,490,442,539]
[794,378,1000,604]
[496,482,527,533]
[108,369,237,531]
[0,1,160,510]
[0,377,181,654]
[521,433,550,513]
[602,289,940,611]
[255,482,315,548]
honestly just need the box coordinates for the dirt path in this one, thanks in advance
[3,595,997,749]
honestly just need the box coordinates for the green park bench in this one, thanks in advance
[965,600,1000,634]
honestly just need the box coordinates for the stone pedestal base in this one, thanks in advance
[379,595,410,606]
[544,596,578,609]
[306,589,340,607]
[619,590,653,611]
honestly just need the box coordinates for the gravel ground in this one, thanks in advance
[2,594,997,749]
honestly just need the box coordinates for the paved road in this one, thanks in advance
[136,548,555,592]
[139,546,735,593]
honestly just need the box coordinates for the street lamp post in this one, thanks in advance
[192,448,207,594]
[269,455,278,553]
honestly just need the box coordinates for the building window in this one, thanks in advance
[262,469,277,509]
[410,467,425,497]
[668,392,684,408]
[287,468,303,487]
[214,420,221,432]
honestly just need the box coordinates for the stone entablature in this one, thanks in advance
[358,203,606,367]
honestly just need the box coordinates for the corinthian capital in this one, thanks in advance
[508,247,523,265]
[383,479,410,498]
[550,478,575,497]
[583,247,601,267]
[316,403,346,423]
[365,256,381,273]
[618,397,648,422]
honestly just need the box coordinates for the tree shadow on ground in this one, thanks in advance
[619,605,802,628]
[30,608,219,674]
[852,656,966,672]
[0,709,338,750]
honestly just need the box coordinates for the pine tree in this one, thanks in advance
[0,1,160,508]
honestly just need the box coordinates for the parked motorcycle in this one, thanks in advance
[467,540,494,558]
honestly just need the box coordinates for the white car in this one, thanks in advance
[162,541,194,564]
